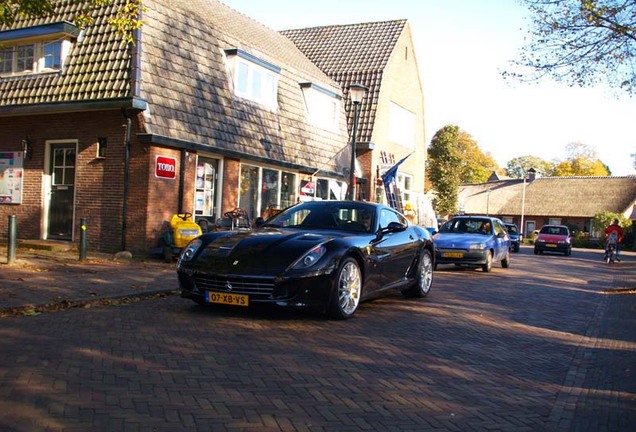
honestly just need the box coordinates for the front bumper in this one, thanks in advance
[535,242,569,253]
[435,249,489,266]
[178,270,335,310]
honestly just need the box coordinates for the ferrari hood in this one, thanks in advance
[192,229,333,275]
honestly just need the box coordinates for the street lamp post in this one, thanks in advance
[486,189,492,216]
[347,83,368,200]
[520,174,527,238]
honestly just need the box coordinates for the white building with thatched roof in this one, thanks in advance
[458,175,636,238]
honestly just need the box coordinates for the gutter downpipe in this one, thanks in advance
[178,149,186,213]
[122,117,131,251]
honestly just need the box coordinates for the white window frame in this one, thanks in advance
[225,49,280,110]
[300,83,340,132]
[397,173,413,206]
[388,102,415,149]
[0,38,71,77]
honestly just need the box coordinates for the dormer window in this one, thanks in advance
[225,48,280,110]
[300,82,341,132]
[0,21,79,77]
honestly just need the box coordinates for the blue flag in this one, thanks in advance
[381,153,412,187]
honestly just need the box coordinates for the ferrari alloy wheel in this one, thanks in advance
[482,252,493,272]
[329,257,362,319]
[404,249,433,298]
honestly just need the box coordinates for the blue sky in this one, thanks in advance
[221,0,636,176]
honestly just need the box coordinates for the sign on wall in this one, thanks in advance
[0,151,24,204]
[155,155,177,179]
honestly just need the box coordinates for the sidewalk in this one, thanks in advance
[0,244,179,317]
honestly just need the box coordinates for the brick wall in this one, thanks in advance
[0,110,161,254]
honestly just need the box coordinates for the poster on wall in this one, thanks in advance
[0,152,24,204]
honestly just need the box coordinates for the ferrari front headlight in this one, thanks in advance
[290,244,327,270]
[179,238,202,262]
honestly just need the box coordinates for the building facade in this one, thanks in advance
[458,174,636,238]
[0,0,353,254]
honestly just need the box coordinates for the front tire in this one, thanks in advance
[328,257,362,320]
[482,252,493,272]
[501,249,510,268]
[403,249,433,298]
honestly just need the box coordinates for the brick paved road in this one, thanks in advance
[0,247,634,431]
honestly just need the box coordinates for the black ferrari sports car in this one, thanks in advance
[177,200,434,319]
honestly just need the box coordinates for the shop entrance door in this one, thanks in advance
[47,144,76,240]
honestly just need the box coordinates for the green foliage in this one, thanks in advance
[0,0,142,44]
[592,211,632,234]
[592,211,633,249]
[428,125,462,216]
[456,131,499,184]
[505,155,553,178]
[507,0,636,95]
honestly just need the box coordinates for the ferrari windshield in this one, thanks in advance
[264,202,375,233]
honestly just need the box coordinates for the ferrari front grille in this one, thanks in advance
[193,274,275,298]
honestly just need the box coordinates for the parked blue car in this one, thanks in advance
[433,215,511,272]
[505,223,521,252]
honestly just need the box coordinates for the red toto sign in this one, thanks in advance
[155,156,177,179]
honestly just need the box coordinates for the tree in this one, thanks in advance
[552,142,610,176]
[456,131,500,184]
[0,0,142,44]
[507,0,636,95]
[592,210,632,246]
[428,125,462,216]
[552,157,610,176]
[505,155,553,178]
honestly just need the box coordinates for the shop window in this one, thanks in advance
[195,158,219,220]
[239,164,298,220]
[299,178,347,201]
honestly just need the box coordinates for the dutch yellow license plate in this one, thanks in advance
[443,252,464,258]
[206,291,249,306]
[547,244,557,248]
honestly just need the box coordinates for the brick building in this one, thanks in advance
[0,0,429,254]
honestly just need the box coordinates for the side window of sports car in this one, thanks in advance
[379,209,401,230]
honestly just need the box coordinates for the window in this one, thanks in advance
[299,178,347,201]
[300,83,340,132]
[0,22,79,77]
[195,158,220,220]
[0,39,70,76]
[0,48,12,73]
[239,164,298,220]
[397,173,413,206]
[97,137,107,158]
[17,44,34,72]
[43,40,62,69]
[226,49,280,110]
[379,208,407,230]
[388,102,415,149]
